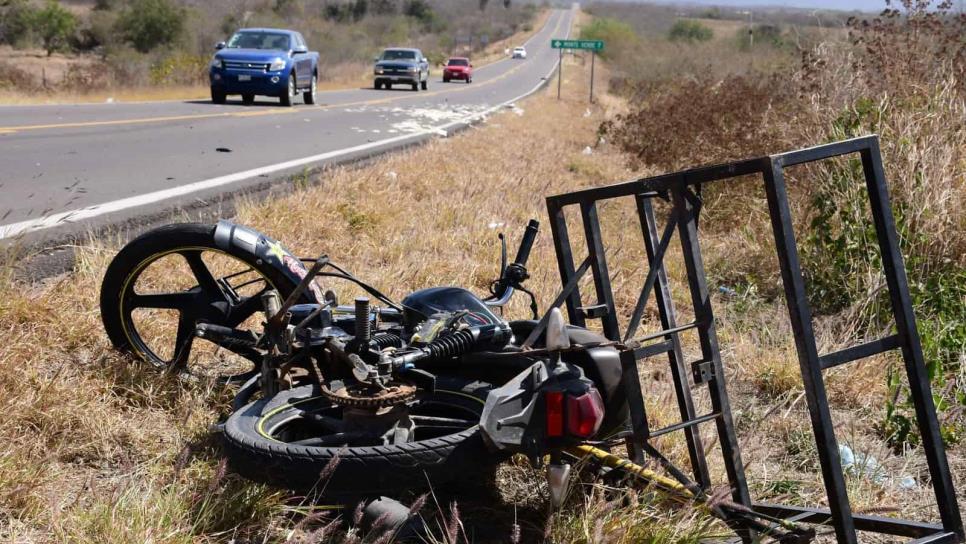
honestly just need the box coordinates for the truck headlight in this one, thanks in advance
[409,66,420,73]
[375,67,384,74]
[269,58,286,71]
[210,58,223,69]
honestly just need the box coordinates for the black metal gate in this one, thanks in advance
[544,136,963,543]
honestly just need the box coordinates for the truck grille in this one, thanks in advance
[224,60,269,71]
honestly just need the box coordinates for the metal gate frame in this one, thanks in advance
[544,136,963,543]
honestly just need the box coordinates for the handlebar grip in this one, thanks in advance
[513,219,540,267]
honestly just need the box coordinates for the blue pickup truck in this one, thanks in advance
[209,28,319,107]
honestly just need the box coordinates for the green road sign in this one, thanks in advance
[551,39,604,51]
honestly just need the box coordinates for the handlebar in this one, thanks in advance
[513,219,540,268]
[485,219,539,307]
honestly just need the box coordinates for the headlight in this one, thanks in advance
[409,66,420,72]
[375,67,384,74]
[269,58,286,71]
[210,58,223,69]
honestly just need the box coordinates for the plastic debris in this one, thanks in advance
[839,444,917,490]
[582,146,592,155]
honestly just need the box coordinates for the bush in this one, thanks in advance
[0,60,37,91]
[34,1,77,56]
[579,17,637,60]
[600,72,804,171]
[0,0,40,48]
[668,19,712,43]
[115,0,186,53]
[736,24,784,50]
[149,52,207,85]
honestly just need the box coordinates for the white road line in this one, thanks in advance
[0,8,573,240]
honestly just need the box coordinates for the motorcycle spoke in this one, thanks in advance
[181,250,224,302]
[129,292,195,311]
[224,286,270,328]
[298,410,345,433]
[172,314,196,366]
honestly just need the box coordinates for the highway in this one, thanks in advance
[0,7,573,243]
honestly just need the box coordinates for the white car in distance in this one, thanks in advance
[512,46,527,59]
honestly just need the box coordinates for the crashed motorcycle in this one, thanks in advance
[99,219,626,496]
[100,218,823,541]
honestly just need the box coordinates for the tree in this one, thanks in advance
[115,0,185,53]
[668,19,713,43]
[370,0,394,15]
[352,0,368,20]
[34,1,76,56]
[0,0,38,47]
[402,0,429,19]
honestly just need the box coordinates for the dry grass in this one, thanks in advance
[2,7,965,544]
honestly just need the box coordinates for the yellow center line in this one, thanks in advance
[0,108,296,133]
[0,12,567,135]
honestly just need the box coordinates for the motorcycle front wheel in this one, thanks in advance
[99,223,305,379]
[223,377,500,496]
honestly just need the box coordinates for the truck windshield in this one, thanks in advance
[227,31,291,50]
[381,50,417,61]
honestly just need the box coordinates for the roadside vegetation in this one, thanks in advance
[1,1,965,542]
[587,0,966,448]
[0,0,542,102]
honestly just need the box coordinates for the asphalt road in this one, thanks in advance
[0,6,574,244]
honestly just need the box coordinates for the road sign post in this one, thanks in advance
[551,39,604,103]
[557,48,562,100]
[590,51,595,104]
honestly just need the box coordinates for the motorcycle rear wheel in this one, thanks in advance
[223,377,500,496]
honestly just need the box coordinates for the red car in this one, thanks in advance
[442,57,472,83]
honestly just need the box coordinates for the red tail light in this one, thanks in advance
[566,389,605,438]
[545,391,564,437]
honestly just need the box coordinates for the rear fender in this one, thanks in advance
[213,220,323,303]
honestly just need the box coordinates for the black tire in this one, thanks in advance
[411,82,418,91]
[99,223,304,371]
[466,77,471,84]
[280,72,296,107]
[421,79,428,91]
[443,76,450,83]
[223,377,500,495]
[211,87,226,104]
[242,93,255,105]
[374,81,381,90]
[303,74,317,105]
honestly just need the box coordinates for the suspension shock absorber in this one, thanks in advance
[354,297,371,345]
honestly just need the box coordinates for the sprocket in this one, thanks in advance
[320,381,416,409]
